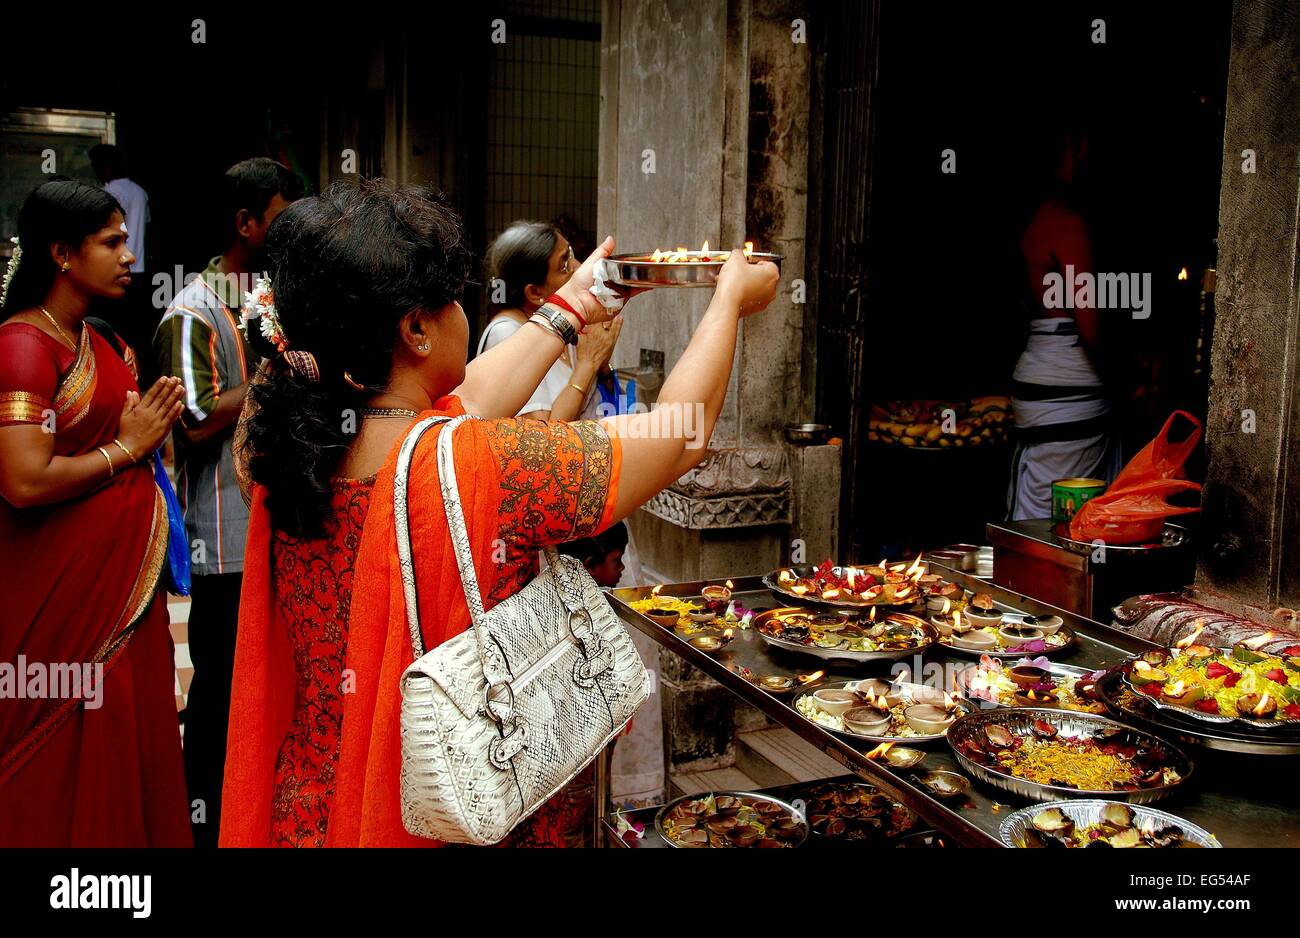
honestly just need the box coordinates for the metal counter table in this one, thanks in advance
[604,568,1300,848]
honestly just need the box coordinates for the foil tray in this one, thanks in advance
[999,799,1220,848]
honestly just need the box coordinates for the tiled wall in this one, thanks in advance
[485,0,601,245]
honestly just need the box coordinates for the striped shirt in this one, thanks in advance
[154,258,253,575]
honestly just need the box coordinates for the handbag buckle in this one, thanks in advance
[488,716,530,769]
[482,679,517,728]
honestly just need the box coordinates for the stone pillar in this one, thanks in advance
[598,0,833,775]
[1196,0,1300,614]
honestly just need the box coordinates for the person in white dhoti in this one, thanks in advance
[1006,131,1122,520]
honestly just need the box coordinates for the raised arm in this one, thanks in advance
[453,237,622,418]
[601,251,778,521]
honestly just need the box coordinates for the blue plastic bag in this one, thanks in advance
[152,450,191,596]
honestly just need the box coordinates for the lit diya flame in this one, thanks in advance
[868,606,878,622]
[888,561,909,574]
[940,598,952,616]
[725,579,734,590]
[651,584,663,598]
[893,585,915,602]
[744,241,754,257]
[1178,266,1189,281]
[797,670,825,685]
[791,584,810,595]
[904,553,925,579]
[1254,693,1274,717]
[723,628,735,641]
[866,742,894,761]
[1176,621,1206,648]
[952,609,962,629]
[1245,631,1275,650]
[822,587,842,600]
[941,692,956,711]
[778,569,793,584]
[847,568,857,590]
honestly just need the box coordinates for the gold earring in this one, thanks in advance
[61,263,70,272]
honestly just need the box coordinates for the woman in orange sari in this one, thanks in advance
[0,181,190,846]
[222,178,777,847]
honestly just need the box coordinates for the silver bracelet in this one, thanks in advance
[534,303,579,345]
[527,313,566,343]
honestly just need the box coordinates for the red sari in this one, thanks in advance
[0,322,190,847]
[221,400,621,847]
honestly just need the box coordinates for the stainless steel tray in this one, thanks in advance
[793,679,961,745]
[999,799,1220,848]
[1119,653,1300,733]
[936,626,1076,660]
[1095,669,1300,756]
[606,251,783,288]
[947,708,1194,805]
[1051,522,1191,558]
[654,790,808,848]
[955,660,1100,710]
[752,606,936,663]
[761,565,923,612]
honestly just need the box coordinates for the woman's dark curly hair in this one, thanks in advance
[244,177,472,537]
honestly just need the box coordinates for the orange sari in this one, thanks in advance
[221,398,621,847]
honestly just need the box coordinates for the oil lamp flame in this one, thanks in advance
[905,553,924,577]
[1246,631,1275,649]
[651,585,663,597]
[1178,267,1188,281]
[1255,693,1273,716]
[869,606,878,621]
[798,670,825,685]
[866,742,894,760]
[940,598,952,615]
[1176,622,1206,648]
[743,241,754,257]
[725,579,733,589]
[651,248,663,263]
[723,628,734,640]
[701,239,709,254]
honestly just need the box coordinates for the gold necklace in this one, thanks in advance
[39,306,80,350]
[360,407,421,418]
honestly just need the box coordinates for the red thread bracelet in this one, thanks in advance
[545,293,587,329]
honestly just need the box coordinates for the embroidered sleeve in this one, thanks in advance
[0,328,58,427]
[452,417,620,600]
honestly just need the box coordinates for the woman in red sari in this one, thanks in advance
[222,178,777,847]
[0,181,190,846]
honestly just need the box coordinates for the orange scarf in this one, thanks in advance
[221,399,621,847]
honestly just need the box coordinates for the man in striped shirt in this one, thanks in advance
[154,158,301,847]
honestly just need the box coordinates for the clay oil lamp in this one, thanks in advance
[1236,692,1277,719]
[688,607,717,624]
[677,828,709,847]
[812,688,860,717]
[1007,664,1050,688]
[1101,803,1135,830]
[963,593,1004,628]
[645,608,681,628]
[929,598,957,636]
[1173,623,1215,660]
[1013,687,1057,708]
[904,694,957,734]
[903,554,928,580]
[1160,680,1204,707]
[998,623,1045,645]
[926,590,952,615]
[919,770,970,800]
[843,703,892,737]
[770,817,804,842]
[701,579,734,603]
[1028,614,1064,636]
[916,573,943,591]
[712,795,742,816]
[853,677,903,708]
[810,612,850,632]
[1031,807,1075,840]
[983,723,1016,749]
[1129,659,1170,686]
[862,584,886,603]
[890,582,918,605]
[951,620,997,652]
[727,826,759,847]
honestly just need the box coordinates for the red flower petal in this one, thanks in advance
[1264,669,1287,684]
[1284,703,1300,720]
[1223,672,1241,688]
[1194,699,1221,714]
[1204,662,1232,680]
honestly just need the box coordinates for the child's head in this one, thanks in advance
[559,522,630,588]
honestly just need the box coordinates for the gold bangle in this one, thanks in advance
[112,438,138,464]
[570,383,586,395]
[97,446,115,478]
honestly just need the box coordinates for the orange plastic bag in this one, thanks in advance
[1068,411,1202,544]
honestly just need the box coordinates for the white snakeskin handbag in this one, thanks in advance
[394,414,650,844]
